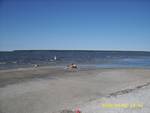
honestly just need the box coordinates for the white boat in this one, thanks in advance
[54,56,57,60]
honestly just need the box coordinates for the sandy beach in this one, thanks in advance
[81,83,150,113]
[0,67,150,113]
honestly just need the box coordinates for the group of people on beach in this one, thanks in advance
[34,63,78,70]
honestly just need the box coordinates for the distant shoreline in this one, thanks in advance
[0,50,150,53]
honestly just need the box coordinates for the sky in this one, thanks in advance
[0,0,150,51]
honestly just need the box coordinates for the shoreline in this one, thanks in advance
[0,64,149,73]
[0,66,149,88]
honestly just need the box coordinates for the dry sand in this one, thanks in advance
[0,67,150,113]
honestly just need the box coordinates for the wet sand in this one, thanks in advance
[0,67,150,113]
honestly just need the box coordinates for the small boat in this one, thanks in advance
[54,56,57,60]
[50,56,57,62]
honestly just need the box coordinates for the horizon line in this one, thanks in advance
[0,49,150,53]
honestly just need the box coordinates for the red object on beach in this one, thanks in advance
[75,109,81,113]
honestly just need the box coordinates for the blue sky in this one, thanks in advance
[0,0,150,51]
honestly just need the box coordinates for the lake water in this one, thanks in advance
[0,50,150,69]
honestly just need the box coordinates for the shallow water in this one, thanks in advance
[0,50,150,69]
